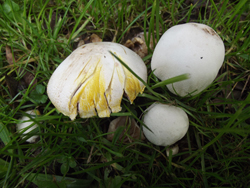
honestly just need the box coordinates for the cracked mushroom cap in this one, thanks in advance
[47,42,147,120]
[151,23,225,96]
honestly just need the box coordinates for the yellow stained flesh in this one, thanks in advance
[68,59,99,119]
[68,56,145,119]
[69,61,110,118]
[123,68,145,103]
[104,62,124,113]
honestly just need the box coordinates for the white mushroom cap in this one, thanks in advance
[47,42,147,120]
[151,23,225,96]
[143,103,189,146]
[16,110,40,143]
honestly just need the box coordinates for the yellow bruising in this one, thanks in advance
[104,64,124,113]
[123,66,145,103]
[72,57,97,88]
[69,60,110,118]
[68,54,145,119]
[92,64,110,117]
[116,63,126,84]
[68,59,98,120]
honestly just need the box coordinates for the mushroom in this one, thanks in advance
[151,23,225,96]
[16,110,40,143]
[166,144,179,156]
[142,103,189,147]
[47,42,147,120]
[107,116,145,142]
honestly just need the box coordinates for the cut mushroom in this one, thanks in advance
[143,103,189,146]
[47,42,147,120]
[151,23,225,96]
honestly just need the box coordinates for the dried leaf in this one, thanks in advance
[5,74,26,109]
[5,74,19,98]
[6,46,14,65]
[77,40,85,48]
[50,12,57,31]
[107,116,145,143]
[6,45,37,89]
[124,32,156,58]
[77,34,102,48]
[90,34,102,42]
[22,71,37,88]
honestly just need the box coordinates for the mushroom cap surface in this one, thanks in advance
[151,23,225,96]
[143,103,189,146]
[47,42,147,120]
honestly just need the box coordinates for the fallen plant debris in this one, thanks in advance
[5,46,37,92]
[107,116,145,143]
[77,33,102,48]
[124,32,156,58]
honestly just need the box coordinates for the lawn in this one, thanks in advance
[0,0,250,187]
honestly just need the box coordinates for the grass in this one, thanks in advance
[0,0,250,187]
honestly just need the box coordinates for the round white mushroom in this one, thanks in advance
[143,103,189,146]
[151,23,225,96]
[47,42,147,120]
[16,110,40,143]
